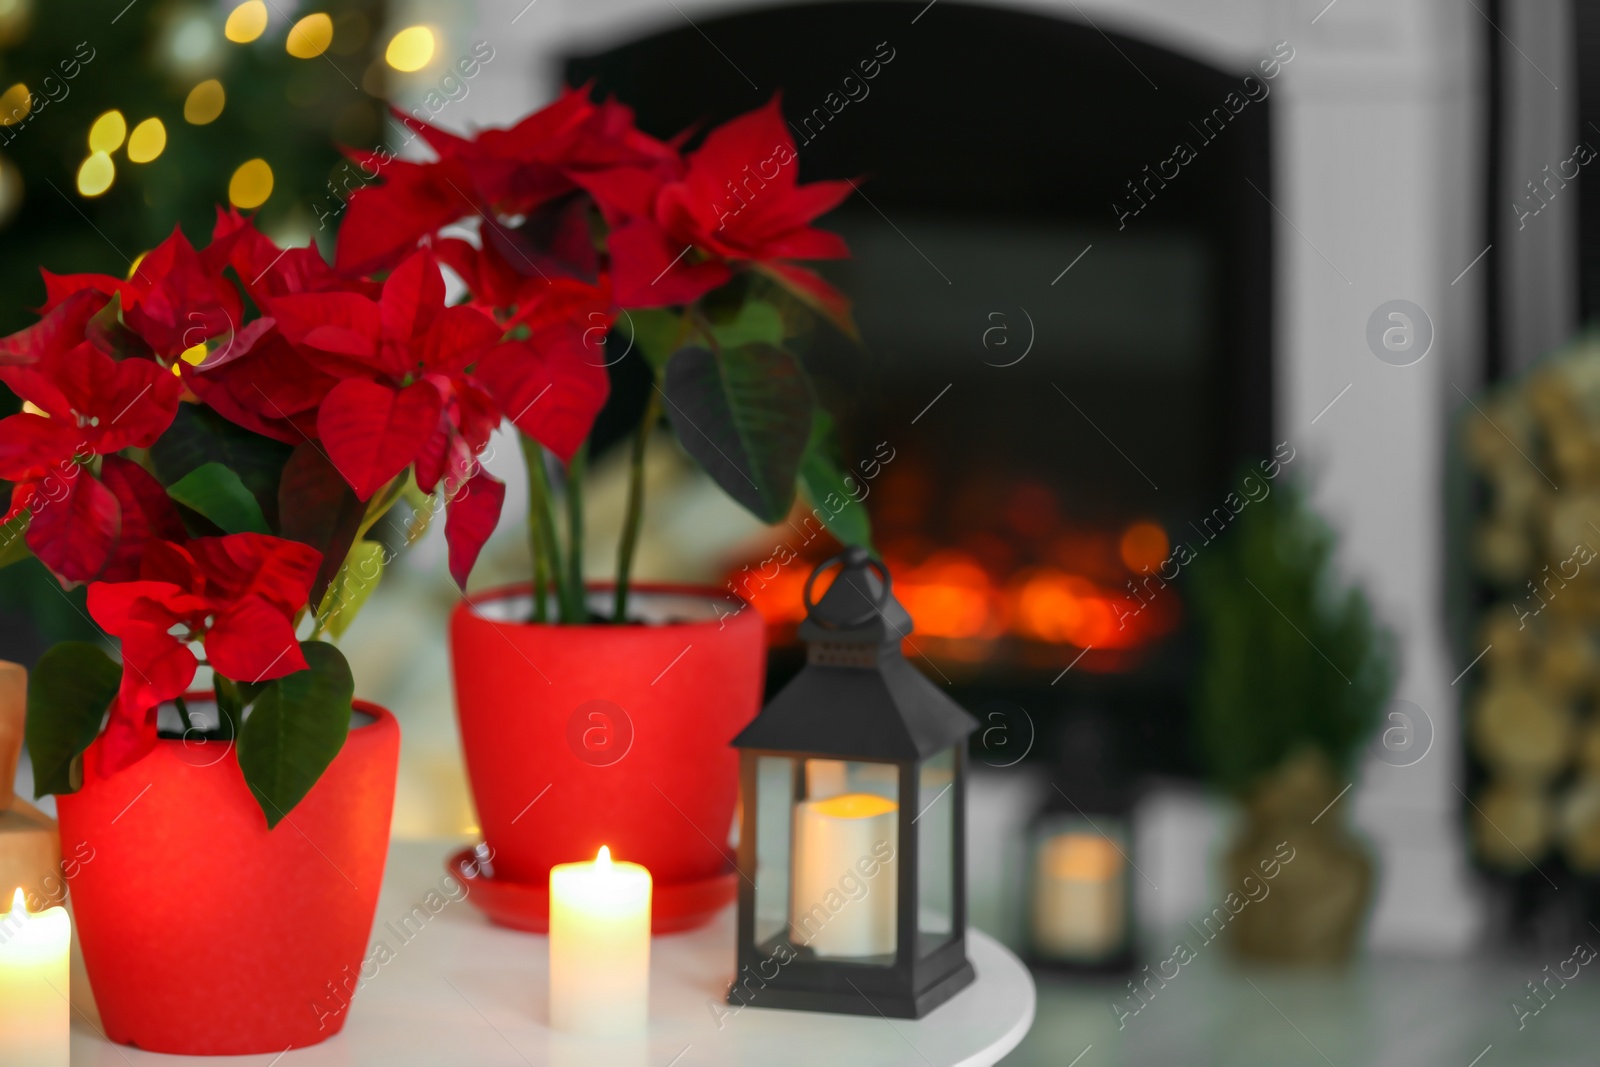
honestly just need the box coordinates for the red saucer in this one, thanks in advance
[446,846,738,934]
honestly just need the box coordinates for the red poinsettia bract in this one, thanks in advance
[0,337,183,582]
[271,249,608,586]
[335,88,679,278]
[180,212,379,445]
[607,96,854,328]
[85,533,322,774]
[39,225,244,359]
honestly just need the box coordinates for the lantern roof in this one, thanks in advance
[732,549,977,761]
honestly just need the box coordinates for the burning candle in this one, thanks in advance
[548,847,651,1035]
[1031,832,1126,960]
[0,887,70,1066]
[790,792,898,958]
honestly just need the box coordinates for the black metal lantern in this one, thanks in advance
[729,547,978,1018]
[1023,709,1136,973]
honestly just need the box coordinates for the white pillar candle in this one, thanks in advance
[549,847,651,1036]
[790,793,898,958]
[1031,832,1125,959]
[0,887,70,1066]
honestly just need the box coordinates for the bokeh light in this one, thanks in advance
[385,25,434,72]
[77,152,114,197]
[0,0,29,47]
[286,13,333,58]
[88,110,126,153]
[0,83,29,125]
[127,119,166,163]
[1119,521,1170,573]
[165,11,221,73]
[223,0,267,44]
[228,158,273,208]
[184,80,225,125]
[0,154,21,229]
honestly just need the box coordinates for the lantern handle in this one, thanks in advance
[802,547,892,628]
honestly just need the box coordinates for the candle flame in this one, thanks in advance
[7,887,24,917]
[596,846,611,869]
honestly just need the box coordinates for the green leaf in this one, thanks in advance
[26,642,120,797]
[709,300,785,350]
[166,462,270,534]
[662,343,814,523]
[623,308,684,372]
[278,442,366,609]
[151,404,292,530]
[321,540,385,639]
[236,641,354,829]
[0,510,32,570]
[798,410,874,551]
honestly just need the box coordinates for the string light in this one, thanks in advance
[184,80,225,125]
[228,158,273,208]
[286,13,333,58]
[385,26,434,72]
[127,119,166,163]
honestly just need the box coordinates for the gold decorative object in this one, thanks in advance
[1471,680,1572,782]
[1472,780,1554,870]
[1463,335,1600,874]
[1559,775,1600,872]
[1225,751,1371,964]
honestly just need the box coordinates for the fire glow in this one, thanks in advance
[730,524,1179,670]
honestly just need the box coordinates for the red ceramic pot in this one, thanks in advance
[450,584,764,911]
[57,698,399,1056]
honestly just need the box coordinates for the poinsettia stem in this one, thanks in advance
[531,529,549,625]
[173,696,194,734]
[566,442,588,615]
[613,386,662,623]
[522,435,576,622]
[520,433,555,622]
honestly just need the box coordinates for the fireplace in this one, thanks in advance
[567,0,1274,776]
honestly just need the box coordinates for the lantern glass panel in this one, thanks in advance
[754,755,797,946]
[1027,812,1132,964]
[789,758,900,961]
[917,747,957,954]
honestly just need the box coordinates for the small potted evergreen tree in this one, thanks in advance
[1189,470,1396,963]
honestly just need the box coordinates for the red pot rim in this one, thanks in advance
[456,581,752,627]
[74,692,395,791]
[151,691,395,739]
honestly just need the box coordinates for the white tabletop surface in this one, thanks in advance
[68,839,1035,1066]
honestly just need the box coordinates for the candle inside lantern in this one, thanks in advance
[1031,832,1126,960]
[549,847,651,1035]
[790,792,898,958]
[0,887,70,1066]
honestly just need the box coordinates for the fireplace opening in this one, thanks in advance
[568,1,1274,776]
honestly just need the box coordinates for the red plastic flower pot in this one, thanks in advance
[450,584,764,923]
[56,698,399,1056]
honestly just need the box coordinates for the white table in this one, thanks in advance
[68,840,1034,1066]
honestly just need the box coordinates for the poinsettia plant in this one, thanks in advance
[0,86,867,825]
[0,213,515,826]
[336,88,871,623]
